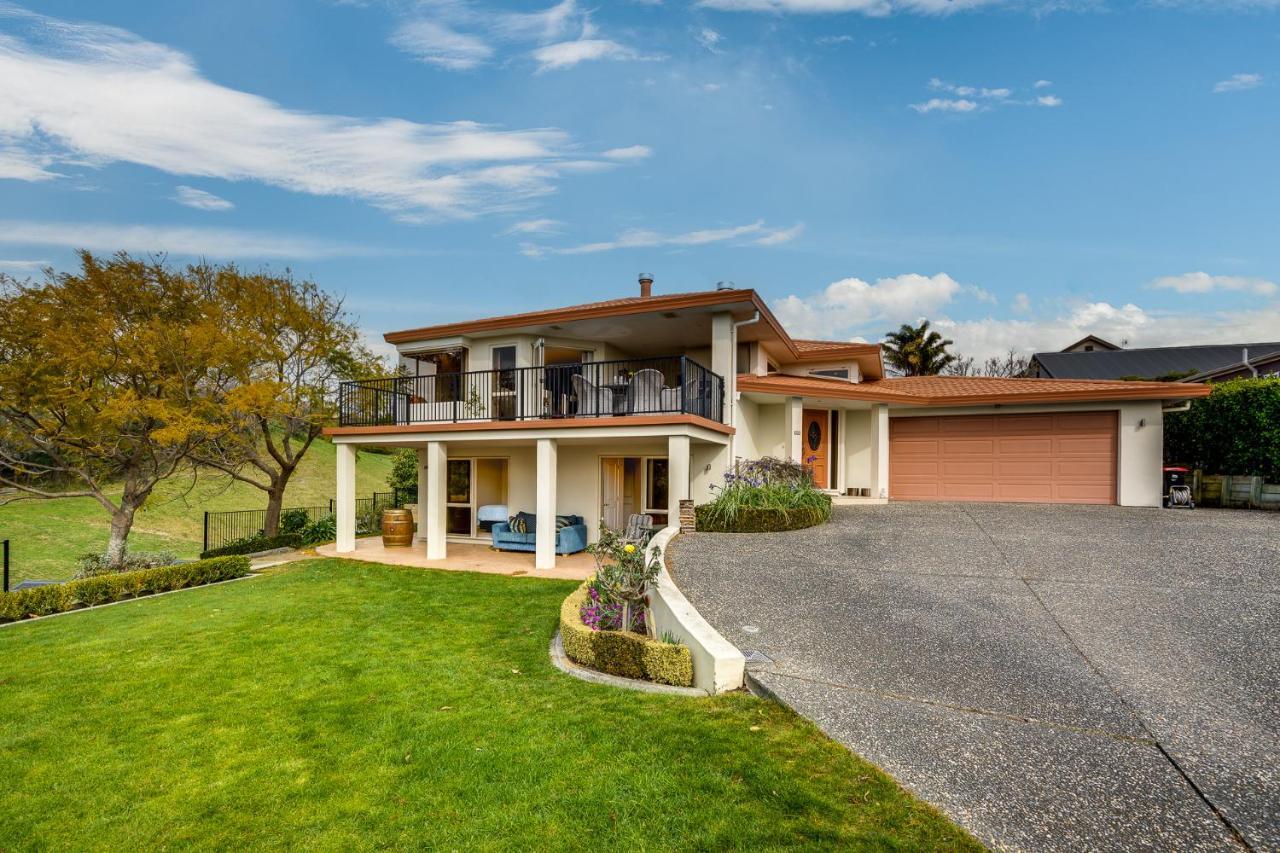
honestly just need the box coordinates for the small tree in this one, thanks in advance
[945,348,1031,378]
[388,449,418,498]
[194,266,382,536]
[0,252,228,566]
[883,320,956,376]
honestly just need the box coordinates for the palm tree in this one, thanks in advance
[883,320,957,376]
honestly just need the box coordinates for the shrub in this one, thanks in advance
[199,533,302,560]
[697,456,832,532]
[559,582,693,687]
[695,502,831,533]
[1165,377,1280,480]
[584,527,661,634]
[0,556,251,623]
[299,514,337,545]
[279,508,311,535]
[75,549,179,579]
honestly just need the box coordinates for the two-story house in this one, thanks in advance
[325,276,1210,569]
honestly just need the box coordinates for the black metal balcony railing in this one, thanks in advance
[339,356,724,428]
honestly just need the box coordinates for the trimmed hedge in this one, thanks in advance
[200,533,302,560]
[0,556,252,623]
[1165,377,1280,481]
[559,582,693,687]
[694,499,831,533]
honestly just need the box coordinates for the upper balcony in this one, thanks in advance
[338,355,724,428]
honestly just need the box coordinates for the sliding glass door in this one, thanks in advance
[445,458,510,538]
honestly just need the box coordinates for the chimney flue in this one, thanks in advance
[638,273,653,298]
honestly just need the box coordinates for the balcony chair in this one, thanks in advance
[659,378,701,414]
[627,368,667,413]
[571,373,614,417]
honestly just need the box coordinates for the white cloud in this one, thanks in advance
[0,220,378,259]
[389,19,495,70]
[602,144,653,160]
[910,98,978,113]
[752,222,804,245]
[173,185,233,211]
[775,270,1280,359]
[524,219,801,255]
[697,27,724,51]
[532,35,643,71]
[1212,72,1262,93]
[773,273,969,337]
[1036,94,1063,107]
[0,6,641,220]
[929,78,1011,99]
[815,34,855,44]
[1034,79,1053,88]
[702,82,723,92]
[505,217,564,234]
[1149,271,1277,296]
[696,0,1006,13]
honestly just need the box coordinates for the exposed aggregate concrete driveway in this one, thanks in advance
[670,503,1279,851]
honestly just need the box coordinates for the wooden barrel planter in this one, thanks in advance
[381,508,415,547]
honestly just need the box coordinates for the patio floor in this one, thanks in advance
[315,537,596,580]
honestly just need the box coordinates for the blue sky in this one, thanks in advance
[1,0,1277,360]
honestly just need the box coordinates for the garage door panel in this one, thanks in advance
[890,412,1116,505]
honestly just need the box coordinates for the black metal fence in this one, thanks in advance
[202,488,416,552]
[338,355,724,427]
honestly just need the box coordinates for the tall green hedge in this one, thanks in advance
[1164,377,1280,480]
[0,555,252,623]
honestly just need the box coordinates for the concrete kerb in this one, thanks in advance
[646,526,746,694]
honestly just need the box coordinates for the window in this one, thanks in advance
[811,368,850,380]
[645,458,669,515]
[409,349,466,402]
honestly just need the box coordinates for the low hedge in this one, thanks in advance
[200,533,302,560]
[694,499,831,533]
[0,555,252,623]
[559,582,693,687]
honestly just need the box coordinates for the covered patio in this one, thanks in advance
[315,537,595,580]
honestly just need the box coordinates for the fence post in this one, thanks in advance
[1250,475,1263,509]
[1222,474,1233,508]
[203,512,209,553]
[3,539,8,593]
[1191,469,1202,505]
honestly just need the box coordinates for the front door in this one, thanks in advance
[600,458,626,530]
[802,409,830,488]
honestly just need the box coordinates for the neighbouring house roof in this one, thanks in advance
[736,373,1212,406]
[1186,348,1280,382]
[1031,342,1280,380]
[1060,334,1122,352]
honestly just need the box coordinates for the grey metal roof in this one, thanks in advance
[1031,342,1280,380]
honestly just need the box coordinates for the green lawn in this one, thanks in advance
[0,439,392,583]
[0,559,977,851]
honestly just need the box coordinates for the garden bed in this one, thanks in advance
[559,581,693,687]
[694,501,830,533]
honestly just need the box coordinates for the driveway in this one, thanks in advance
[670,503,1279,851]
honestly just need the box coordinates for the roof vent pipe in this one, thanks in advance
[638,273,653,298]
[716,280,735,291]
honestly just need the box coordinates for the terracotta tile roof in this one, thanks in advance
[792,339,881,355]
[384,289,764,344]
[737,372,1212,405]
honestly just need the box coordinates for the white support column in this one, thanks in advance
[425,441,448,560]
[535,438,558,570]
[668,434,691,521]
[869,404,890,500]
[415,447,429,541]
[784,396,803,462]
[335,442,357,552]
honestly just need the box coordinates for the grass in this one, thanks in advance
[0,559,978,851]
[0,439,392,584]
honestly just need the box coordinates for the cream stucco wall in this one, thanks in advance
[843,408,873,491]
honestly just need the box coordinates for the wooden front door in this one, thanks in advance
[802,409,830,488]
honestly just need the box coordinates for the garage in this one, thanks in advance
[889,411,1117,504]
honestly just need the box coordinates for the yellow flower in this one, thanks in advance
[624,544,636,553]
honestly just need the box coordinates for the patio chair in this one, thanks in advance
[621,513,655,546]
[627,368,666,413]
[571,373,614,417]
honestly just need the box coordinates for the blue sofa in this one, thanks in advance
[491,514,588,555]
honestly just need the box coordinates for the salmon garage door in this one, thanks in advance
[889,412,1117,504]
